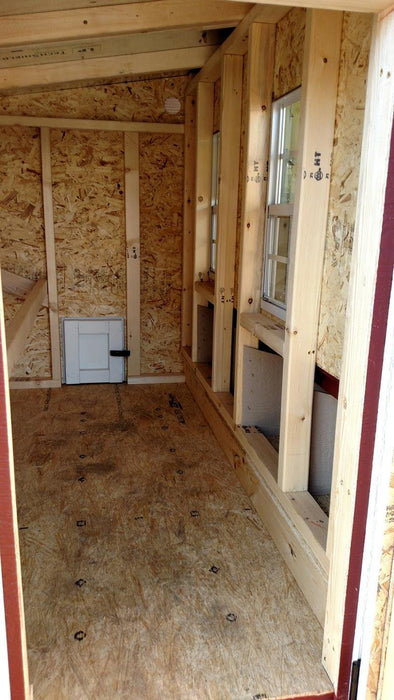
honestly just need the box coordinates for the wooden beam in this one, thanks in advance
[124,132,141,378]
[0,1,252,48]
[233,22,275,424]
[1,270,34,297]
[182,94,197,349]
[186,4,288,95]
[0,28,224,68]
[191,82,214,363]
[6,279,47,375]
[40,127,62,387]
[0,46,216,93]
[0,0,152,14]
[323,7,394,688]
[212,54,243,392]
[223,0,390,14]
[277,10,342,493]
[0,115,184,134]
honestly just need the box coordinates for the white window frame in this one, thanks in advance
[210,131,220,274]
[261,87,301,321]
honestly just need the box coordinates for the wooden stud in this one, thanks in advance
[233,22,275,423]
[0,115,184,134]
[186,5,288,95]
[191,82,214,363]
[0,46,217,93]
[0,1,251,48]
[181,95,196,349]
[211,54,243,392]
[323,8,394,687]
[40,127,61,387]
[124,132,140,378]
[277,10,343,493]
[6,279,47,376]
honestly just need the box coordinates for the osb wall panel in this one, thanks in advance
[367,466,394,699]
[139,133,184,374]
[0,125,51,377]
[317,13,372,378]
[213,78,221,134]
[273,8,306,100]
[0,76,186,378]
[0,76,187,124]
[51,128,126,321]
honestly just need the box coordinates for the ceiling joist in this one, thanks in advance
[0,1,253,48]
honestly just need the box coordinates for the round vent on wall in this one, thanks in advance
[164,97,181,115]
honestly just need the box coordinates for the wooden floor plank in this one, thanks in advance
[10,384,332,700]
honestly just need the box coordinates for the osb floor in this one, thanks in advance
[10,383,332,700]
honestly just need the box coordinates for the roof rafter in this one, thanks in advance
[0,1,253,48]
[0,46,217,93]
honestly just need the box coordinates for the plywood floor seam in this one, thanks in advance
[11,383,332,700]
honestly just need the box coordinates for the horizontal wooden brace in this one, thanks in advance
[0,115,184,134]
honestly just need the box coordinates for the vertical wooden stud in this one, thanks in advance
[212,54,243,392]
[124,132,140,377]
[40,127,61,386]
[192,82,214,363]
[277,10,343,492]
[182,95,197,349]
[324,9,394,688]
[233,23,275,424]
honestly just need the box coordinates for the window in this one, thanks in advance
[210,131,220,274]
[261,88,301,320]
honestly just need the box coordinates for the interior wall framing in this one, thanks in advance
[0,76,186,384]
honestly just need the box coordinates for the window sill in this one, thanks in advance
[240,311,285,356]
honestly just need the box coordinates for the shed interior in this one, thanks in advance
[0,2,393,699]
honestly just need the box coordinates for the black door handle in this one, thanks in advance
[110,350,131,357]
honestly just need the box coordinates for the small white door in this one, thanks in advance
[63,318,125,384]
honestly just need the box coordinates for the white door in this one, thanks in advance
[63,318,125,384]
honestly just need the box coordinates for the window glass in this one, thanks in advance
[261,88,301,319]
[279,100,301,205]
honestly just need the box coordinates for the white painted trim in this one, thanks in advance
[354,271,394,697]
[127,374,185,385]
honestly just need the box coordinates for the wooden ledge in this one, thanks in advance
[240,311,285,356]
[194,279,215,305]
